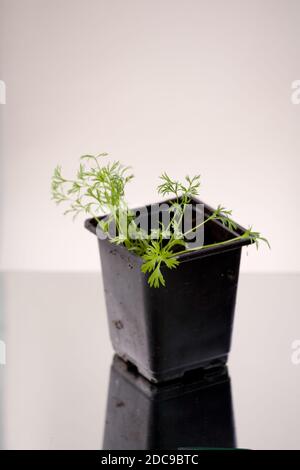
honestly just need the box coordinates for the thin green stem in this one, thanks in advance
[183,214,214,237]
[171,234,248,258]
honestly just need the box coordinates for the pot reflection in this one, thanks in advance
[103,355,236,450]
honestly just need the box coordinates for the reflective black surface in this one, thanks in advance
[0,273,300,449]
[103,355,236,450]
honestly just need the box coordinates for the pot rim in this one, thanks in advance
[84,197,252,263]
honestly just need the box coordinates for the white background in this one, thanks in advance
[0,0,299,272]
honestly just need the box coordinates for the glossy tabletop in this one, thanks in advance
[0,272,299,450]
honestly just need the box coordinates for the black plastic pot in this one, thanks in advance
[85,197,251,383]
[103,355,236,450]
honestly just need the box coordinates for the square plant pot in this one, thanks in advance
[85,197,251,383]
